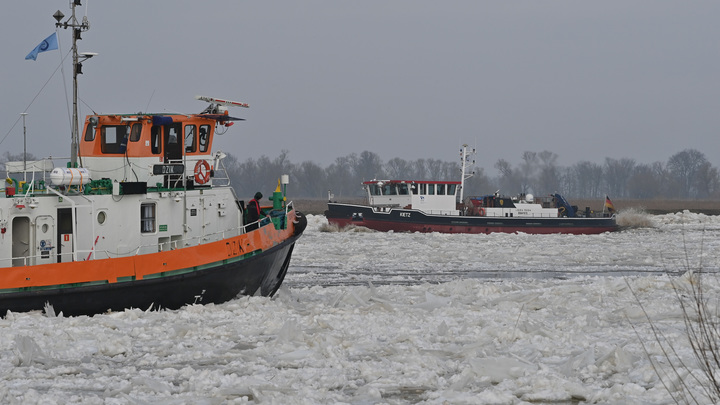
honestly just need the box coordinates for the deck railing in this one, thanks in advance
[0,201,295,268]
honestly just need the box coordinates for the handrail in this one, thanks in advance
[0,203,297,267]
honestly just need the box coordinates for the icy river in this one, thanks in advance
[1,210,719,404]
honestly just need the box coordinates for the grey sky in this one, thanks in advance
[2,1,719,172]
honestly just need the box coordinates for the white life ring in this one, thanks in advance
[194,160,211,184]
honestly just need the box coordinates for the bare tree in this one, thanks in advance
[630,269,720,405]
[537,151,561,194]
[494,159,521,194]
[412,158,428,180]
[326,155,359,198]
[440,161,461,181]
[385,157,412,179]
[293,161,327,199]
[425,159,445,180]
[626,163,663,199]
[694,162,720,199]
[567,161,603,198]
[604,158,636,198]
[354,151,384,182]
[667,149,708,198]
[519,151,538,194]
[462,166,491,197]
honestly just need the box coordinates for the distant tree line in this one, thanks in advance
[223,148,720,200]
[2,148,718,200]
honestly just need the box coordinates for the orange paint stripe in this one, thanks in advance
[0,211,297,289]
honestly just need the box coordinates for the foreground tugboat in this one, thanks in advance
[326,145,617,235]
[0,3,306,316]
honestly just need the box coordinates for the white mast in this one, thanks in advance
[458,144,475,203]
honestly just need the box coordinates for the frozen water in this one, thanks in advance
[1,210,719,404]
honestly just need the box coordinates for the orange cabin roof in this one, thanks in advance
[79,114,218,158]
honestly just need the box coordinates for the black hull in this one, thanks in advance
[326,203,618,235]
[0,235,299,317]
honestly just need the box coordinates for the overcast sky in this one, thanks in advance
[2,1,719,173]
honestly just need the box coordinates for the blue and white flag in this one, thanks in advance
[25,32,58,61]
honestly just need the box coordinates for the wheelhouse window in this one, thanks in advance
[427,184,435,195]
[166,125,180,146]
[419,184,427,195]
[398,184,409,195]
[84,120,96,141]
[185,125,196,153]
[447,184,457,196]
[368,184,381,196]
[437,184,446,195]
[382,183,396,195]
[129,123,142,142]
[101,125,129,154]
[141,203,156,233]
[198,125,211,152]
[151,126,161,154]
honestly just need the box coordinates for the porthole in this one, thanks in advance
[41,224,49,233]
[97,211,107,225]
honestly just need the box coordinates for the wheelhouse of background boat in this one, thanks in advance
[364,180,461,198]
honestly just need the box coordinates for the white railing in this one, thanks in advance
[0,203,297,268]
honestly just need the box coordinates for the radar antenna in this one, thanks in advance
[195,95,249,114]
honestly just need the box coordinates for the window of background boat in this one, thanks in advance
[368,184,381,195]
[151,126,161,154]
[198,125,211,152]
[427,184,435,195]
[398,184,409,195]
[101,125,128,154]
[437,184,446,195]
[447,184,457,195]
[185,125,196,153]
[420,184,426,194]
[141,203,156,233]
[84,121,96,141]
[129,123,142,142]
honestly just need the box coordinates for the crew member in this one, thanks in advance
[247,192,264,229]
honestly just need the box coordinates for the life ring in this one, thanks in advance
[194,160,211,184]
[478,207,486,216]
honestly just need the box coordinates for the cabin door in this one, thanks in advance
[163,123,183,187]
[57,208,73,262]
[164,123,183,163]
[11,216,30,267]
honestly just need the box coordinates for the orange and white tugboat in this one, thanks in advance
[0,3,306,316]
[326,145,617,235]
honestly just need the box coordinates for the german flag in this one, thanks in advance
[605,196,616,214]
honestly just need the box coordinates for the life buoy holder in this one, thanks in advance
[194,160,211,184]
[478,207,486,216]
